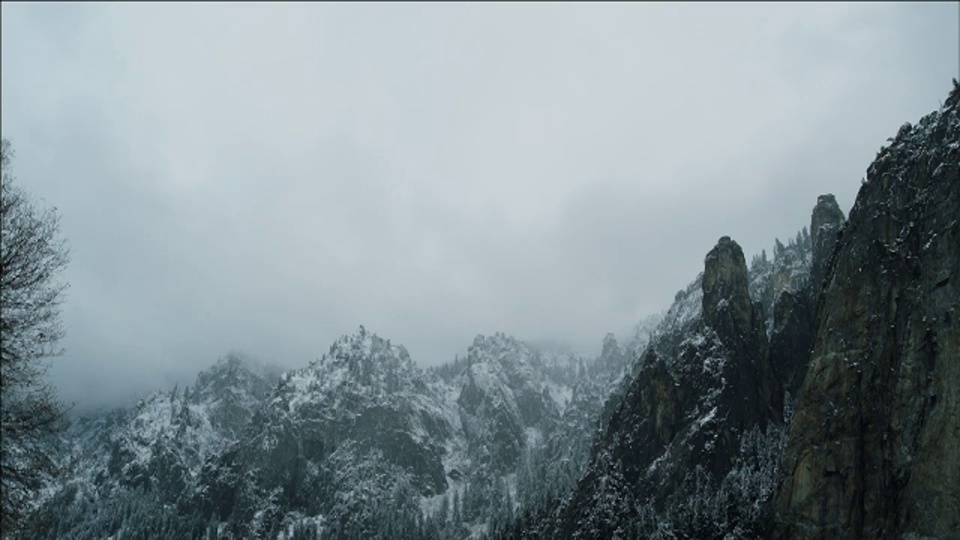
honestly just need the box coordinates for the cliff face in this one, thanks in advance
[37,323,600,538]
[534,84,957,540]
[771,195,845,400]
[702,237,780,428]
[776,83,960,539]
[28,80,959,540]
[546,236,790,538]
[810,194,846,295]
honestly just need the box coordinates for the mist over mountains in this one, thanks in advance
[3,3,957,417]
[11,82,958,539]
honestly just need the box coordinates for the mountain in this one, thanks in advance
[31,353,282,538]
[26,325,634,539]
[776,81,960,539]
[500,82,957,539]
[20,82,959,540]
[534,226,818,538]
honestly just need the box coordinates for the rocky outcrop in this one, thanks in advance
[769,195,845,400]
[547,236,785,538]
[810,194,846,295]
[703,236,754,335]
[702,237,779,425]
[537,80,959,537]
[458,333,566,473]
[193,352,280,436]
[769,288,815,398]
[776,82,960,539]
[38,324,596,538]
[247,327,452,497]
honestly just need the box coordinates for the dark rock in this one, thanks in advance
[810,193,846,296]
[703,236,754,336]
[769,288,815,399]
[776,82,960,539]
[549,235,782,537]
[701,236,779,428]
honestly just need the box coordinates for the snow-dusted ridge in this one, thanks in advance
[34,219,815,538]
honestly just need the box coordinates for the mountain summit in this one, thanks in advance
[22,82,960,540]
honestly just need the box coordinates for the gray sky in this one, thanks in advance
[2,3,957,412]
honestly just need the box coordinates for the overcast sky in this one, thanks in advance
[2,3,957,412]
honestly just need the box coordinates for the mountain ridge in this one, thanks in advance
[21,81,959,540]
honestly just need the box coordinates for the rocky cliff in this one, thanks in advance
[540,233,802,538]
[25,81,959,540]
[775,81,960,539]
[30,325,609,539]
[525,83,958,540]
[772,195,845,401]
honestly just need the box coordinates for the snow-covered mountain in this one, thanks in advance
[26,212,820,540]
[28,323,641,539]
[26,83,958,540]
[28,218,811,540]
[501,82,960,539]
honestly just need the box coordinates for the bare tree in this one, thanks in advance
[0,138,70,535]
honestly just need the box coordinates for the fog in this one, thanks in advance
[1,3,957,412]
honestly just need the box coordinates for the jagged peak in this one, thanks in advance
[209,351,264,374]
[816,193,836,205]
[467,331,582,373]
[601,332,620,354]
[866,81,959,187]
[194,351,278,395]
[811,193,844,229]
[700,236,766,354]
[811,194,844,231]
[702,237,751,317]
[466,332,530,363]
[810,193,846,293]
[315,326,416,380]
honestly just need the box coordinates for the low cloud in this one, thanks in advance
[1,2,957,412]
